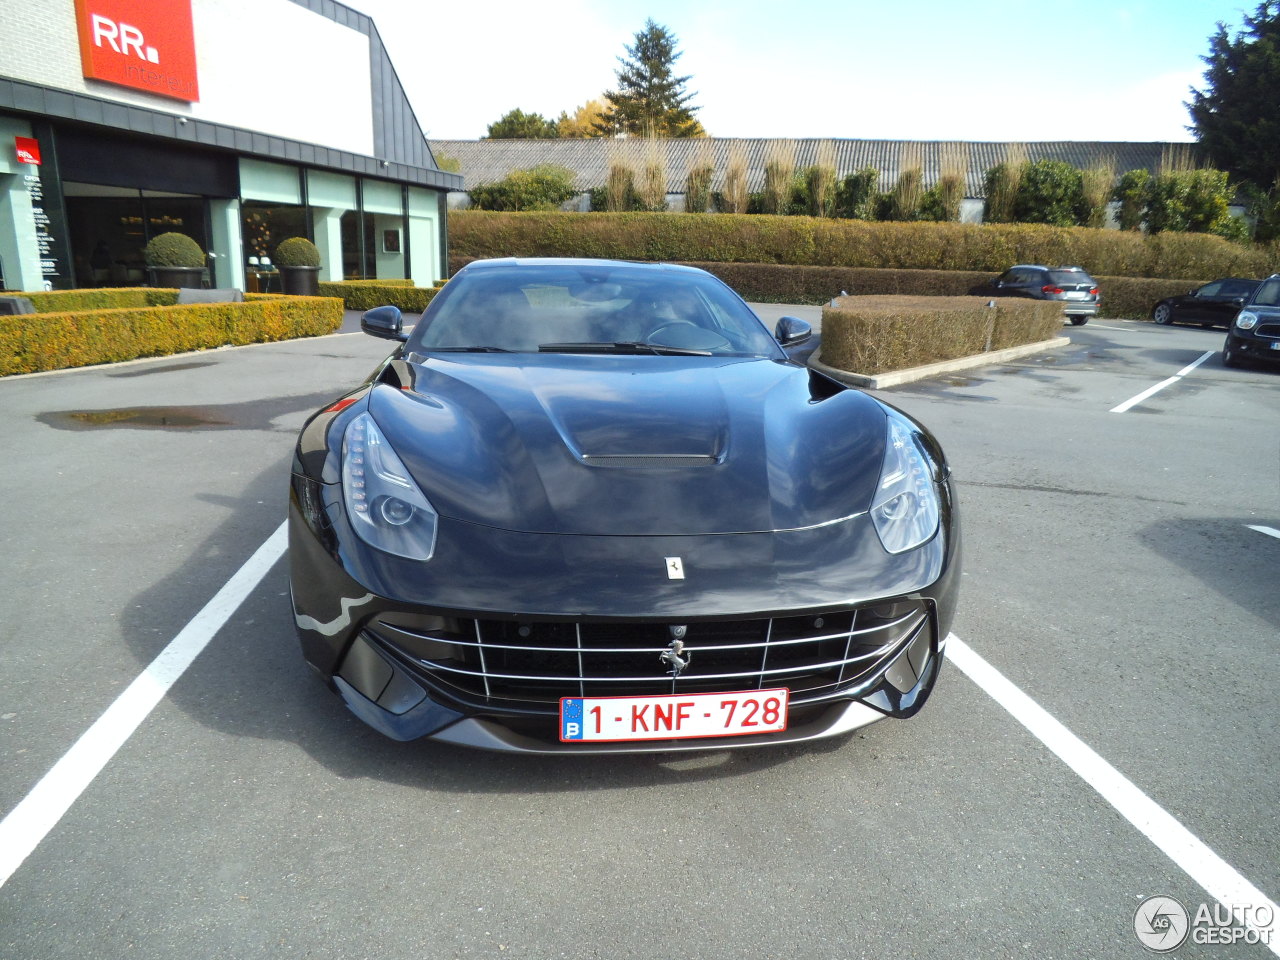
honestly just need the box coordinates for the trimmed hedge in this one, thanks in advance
[16,288,178,312]
[1,295,343,376]
[821,296,1064,375]
[449,210,1279,281]
[331,278,415,287]
[1091,277,1205,321]
[317,280,440,312]
[684,262,993,303]
[681,262,1208,320]
[449,257,1201,320]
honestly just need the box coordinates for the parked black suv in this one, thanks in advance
[1152,278,1261,329]
[980,265,1100,325]
[1222,274,1280,369]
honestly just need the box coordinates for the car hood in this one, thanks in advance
[366,355,888,537]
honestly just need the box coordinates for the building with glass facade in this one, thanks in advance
[0,0,460,292]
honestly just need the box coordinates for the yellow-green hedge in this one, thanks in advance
[451,257,1203,320]
[317,281,441,312]
[821,296,1064,375]
[1,295,343,376]
[14,287,177,312]
[683,262,1209,320]
[449,210,1279,281]
[330,278,415,287]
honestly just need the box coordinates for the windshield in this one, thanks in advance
[411,263,783,358]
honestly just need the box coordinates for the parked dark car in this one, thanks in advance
[1222,274,1280,369]
[288,258,961,753]
[978,265,1100,325]
[1152,278,1260,328]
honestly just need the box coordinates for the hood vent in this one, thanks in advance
[580,454,718,469]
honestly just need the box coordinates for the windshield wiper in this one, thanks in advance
[538,341,712,357]
[429,346,513,353]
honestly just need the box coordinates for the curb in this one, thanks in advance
[809,336,1072,389]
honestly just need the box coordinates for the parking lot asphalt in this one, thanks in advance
[1,314,1277,959]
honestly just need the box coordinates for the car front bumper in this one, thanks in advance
[1226,330,1280,363]
[287,471,961,752]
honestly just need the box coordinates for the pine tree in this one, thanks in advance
[1187,1,1280,189]
[595,20,705,138]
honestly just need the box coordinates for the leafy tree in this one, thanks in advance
[1012,159,1085,226]
[595,20,705,138]
[1241,178,1280,242]
[1188,2,1280,190]
[1114,169,1151,230]
[434,152,462,174]
[558,99,611,138]
[468,165,577,210]
[1145,168,1236,236]
[484,108,560,140]
[834,168,879,219]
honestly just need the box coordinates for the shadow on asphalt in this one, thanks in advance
[1137,517,1280,632]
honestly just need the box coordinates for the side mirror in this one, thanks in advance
[775,315,812,346]
[361,305,406,341]
[992,280,1004,289]
[1231,296,1245,305]
[1189,288,1199,296]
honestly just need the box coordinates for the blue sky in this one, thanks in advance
[350,0,1256,142]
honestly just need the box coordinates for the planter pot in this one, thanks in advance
[149,266,204,288]
[278,265,321,296]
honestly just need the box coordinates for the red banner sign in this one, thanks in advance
[74,0,200,102]
[15,137,41,165]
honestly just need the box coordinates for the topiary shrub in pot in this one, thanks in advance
[143,231,206,288]
[274,237,322,295]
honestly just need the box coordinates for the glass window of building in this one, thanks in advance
[239,159,306,290]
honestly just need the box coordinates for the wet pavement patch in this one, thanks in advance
[39,407,233,430]
[36,390,344,433]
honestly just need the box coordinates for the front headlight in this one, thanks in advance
[1236,311,1258,330]
[871,415,942,555]
[342,412,438,561]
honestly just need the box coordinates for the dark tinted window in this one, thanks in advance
[1220,279,1259,297]
[1196,281,1224,297]
[1005,269,1041,284]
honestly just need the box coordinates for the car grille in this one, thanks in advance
[1254,323,1280,339]
[365,600,931,711]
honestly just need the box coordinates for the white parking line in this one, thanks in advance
[946,635,1279,953]
[1248,525,1280,540]
[1110,350,1216,413]
[3,536,1277,954]
[0,522,288,889]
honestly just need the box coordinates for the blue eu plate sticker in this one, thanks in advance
[560,698,584,740]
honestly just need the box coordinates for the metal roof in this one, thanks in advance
[430,138,1181,198]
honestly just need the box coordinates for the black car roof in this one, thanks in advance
[461,257,706,275]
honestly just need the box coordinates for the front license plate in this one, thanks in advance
[560,688,789,743]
